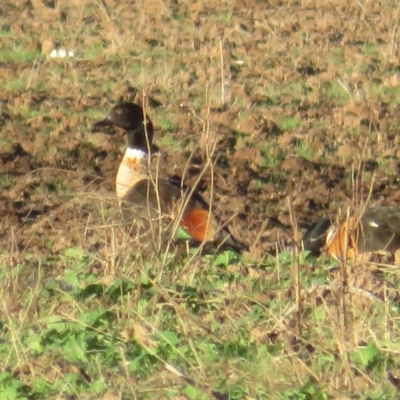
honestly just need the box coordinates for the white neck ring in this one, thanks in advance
[125,147,148,159]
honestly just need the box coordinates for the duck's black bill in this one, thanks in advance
[92,118,113,132]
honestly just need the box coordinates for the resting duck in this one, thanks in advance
[326,206,400,261]
[92,103,248,254]
[301,217,332,256]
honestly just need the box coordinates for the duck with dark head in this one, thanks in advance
[92,103,248,255]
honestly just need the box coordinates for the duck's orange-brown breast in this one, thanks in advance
[181,208,217,242]
[326,217,357,260]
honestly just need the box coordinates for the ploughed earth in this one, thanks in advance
[2,89,400,261]
[1,0,400,264]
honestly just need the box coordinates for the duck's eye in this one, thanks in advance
[117,108,125,115]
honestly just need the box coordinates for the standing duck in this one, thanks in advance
[92,103,248,254]
[326,206,400,261]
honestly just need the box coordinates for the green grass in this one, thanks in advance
[212,11,233,23]
[82,45,107,60]
[155,112,177,134]
[362,43,376,56]
[19,108,44,119]
[277,116,301,131]
[264,83,285,105]
[2,77,28,91]
[258,144,284,168]
[0,48,41,63]
[48,64,66,75]
[0,28,13,37]
[0,249,306,398]
[124,61,145,76]
[292,138,317,160]
[3,223,400,398]
[0,174,15,189]
[320,81,351,105]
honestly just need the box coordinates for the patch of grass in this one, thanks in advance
[159,134,181,149]
[3,227,400,399]
[277,116,301,130]
[362,43,376,56]
[257,144,284,168]
[155,112,177,133]
[264,83,284,105]
[124,60,144,75]
[2,76,28,91]
[82,44,108,60]
[0,47,41,63]
[212,11,233,23]
[99,79,117,93]
[0,28,12,37]
[250,178,265,190]
[293,138,317,160]
[382,84,400,101]
[0,174,15,189]
[19,107,43,119]
[320,81,350,105]
[48,64,66,75]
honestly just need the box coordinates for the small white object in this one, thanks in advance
[325,226,337,245]
[126,147,148,159]
[49,48,76,58]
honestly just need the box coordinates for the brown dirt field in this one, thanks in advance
[2,0,400,261]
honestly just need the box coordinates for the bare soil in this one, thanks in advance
[2,0,400,263]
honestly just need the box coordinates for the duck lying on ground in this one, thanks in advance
[92,103,248,255]
[326,206,400,262]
